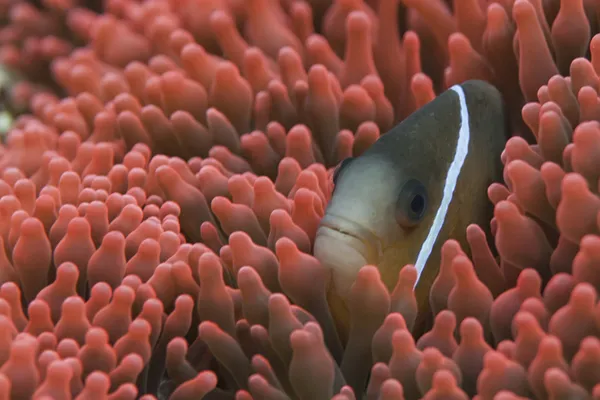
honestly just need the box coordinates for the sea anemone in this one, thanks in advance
[0,0,598,399]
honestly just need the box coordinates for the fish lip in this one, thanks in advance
[315,215,384,301]
[317,214,384,262]
[318,221,364,243]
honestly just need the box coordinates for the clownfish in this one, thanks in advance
[314,80,507,337]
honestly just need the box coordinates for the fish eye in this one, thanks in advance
[332,157,354,185]
[395,179,428,227]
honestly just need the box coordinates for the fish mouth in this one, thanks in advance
[314,214,384,300]
[318,214,384,256]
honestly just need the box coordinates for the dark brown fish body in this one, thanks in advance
[314,80,507,338]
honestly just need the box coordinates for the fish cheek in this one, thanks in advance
[378,213,443,334]
[412,247,444,335]
[377,222,430,292]
[326,284,351,344]
[377,245,414,292]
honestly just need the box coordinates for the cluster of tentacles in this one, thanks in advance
[0,0,598,399]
